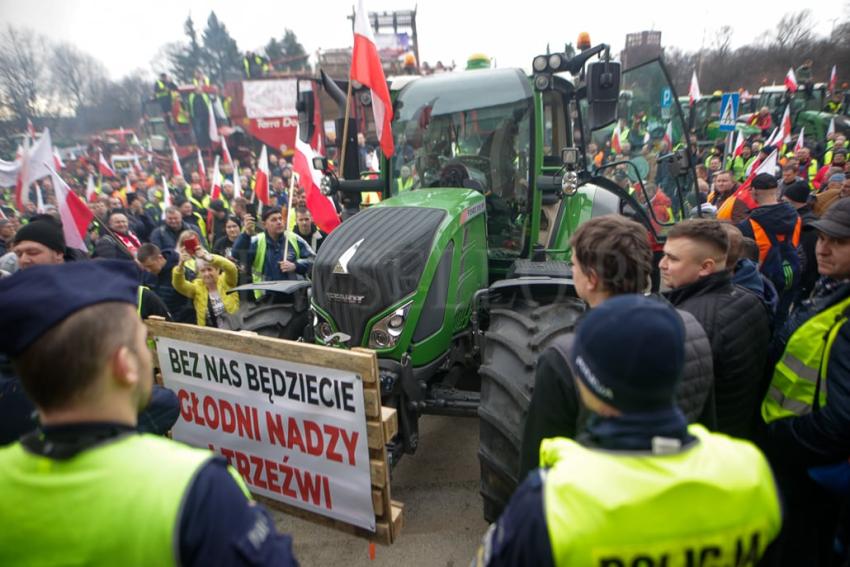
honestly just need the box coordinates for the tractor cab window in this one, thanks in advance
[586,59,697,237]
[391,69,534,257]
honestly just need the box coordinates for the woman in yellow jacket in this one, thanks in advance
[173,250,240,327]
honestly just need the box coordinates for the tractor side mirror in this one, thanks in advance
[295,80,315,144]
[586,60,621,131]
[313,156,329,174]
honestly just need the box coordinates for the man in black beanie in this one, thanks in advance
[11,216,67,269]
[738,173,803,325]
[475,295,782,566]
[782,180,819,304]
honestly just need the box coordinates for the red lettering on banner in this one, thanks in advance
[191,392,204,426]
[323,424,343,464]
[220,399,236,433]
[287,417,306,453]
[203,395,220,429]
[211,445,334,511]
[266,412,286,446]
[340,429,359,467]
[304,421,323,457]
[178,389,192,421]
[236,403,253,440]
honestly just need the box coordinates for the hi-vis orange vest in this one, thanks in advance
[749,216,801,264]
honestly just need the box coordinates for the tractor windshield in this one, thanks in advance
[390,68,533,197]
[586,59,697,231]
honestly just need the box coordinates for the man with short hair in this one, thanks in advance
[661,219,771,439]
[708,170,750,223]
[519,215,715,481]
[0,219,14,257]
[0,260,296,565]
[778,162,804,195]
[796,146,819,189]
[138,243,194,323]
[758,198,850,565]
[232,206,315,295]
[94,211,141,261]
[477,295,781,567]
[292,207,325,252]
[149,206,205,251]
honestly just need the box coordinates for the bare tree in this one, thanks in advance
[0,25,50,126]
[773,10,814,51]
[50,42,109,112]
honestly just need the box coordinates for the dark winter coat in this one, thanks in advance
[665,271,771,440]
[518,304,715,482]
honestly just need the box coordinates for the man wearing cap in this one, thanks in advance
[0,261,297,565]
[759,198,850,565]
[475,295,782,567]
[738,173,802,324]
[783,180,820,305]
[661,219,771,439]
[519,215,715,484]
[814,173,847,217]
[233,206,315,298]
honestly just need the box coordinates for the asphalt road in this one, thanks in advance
[271,414,490,567]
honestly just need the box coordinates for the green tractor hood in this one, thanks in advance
[312,188,488,365]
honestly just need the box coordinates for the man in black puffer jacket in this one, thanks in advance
[519,216,715,481]
[662,219,771,440]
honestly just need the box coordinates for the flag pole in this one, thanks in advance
[282,170,297,263]
[338,79,354,179]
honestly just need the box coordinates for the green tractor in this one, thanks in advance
[677,93,760,147]
[300,43,698,521]
[744,83,850,141]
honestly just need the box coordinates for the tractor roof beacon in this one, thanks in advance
[297,37,698,522]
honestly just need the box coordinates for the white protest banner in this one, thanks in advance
[156,336,375,532]
[242,79,298,119]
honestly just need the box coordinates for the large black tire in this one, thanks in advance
[222,302,310,341]
[478,297,584,522]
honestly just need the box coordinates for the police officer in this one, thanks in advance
[476,295,782,566]
[0,260,296,565]
[759,198,850,566]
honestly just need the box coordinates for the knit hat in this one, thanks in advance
[752,173,778,190]
[783,180,811,204]
[13,217,65,253]
[570,295,685,413]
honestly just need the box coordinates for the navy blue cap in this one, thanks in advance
[570,295,685,413]
[0,260,139,356]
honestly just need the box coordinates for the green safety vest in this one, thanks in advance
[802,159,819,189]
[188,92,211,114]
[762,295,850,423]
[824,140,849,165]
[154,80,170,101]
[0,434,248,566]
[397,176,414,192]
[251,231,300,299]
[541,424,781,566]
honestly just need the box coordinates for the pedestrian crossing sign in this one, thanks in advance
[719,93,739,132]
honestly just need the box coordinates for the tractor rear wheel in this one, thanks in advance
[478,297,584,522]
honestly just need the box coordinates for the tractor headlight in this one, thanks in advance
[368,301,413,350]
[548,54,562,71]
[313,311,334,342]
[532,55,548,72]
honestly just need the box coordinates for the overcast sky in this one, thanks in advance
[0,1,843,79]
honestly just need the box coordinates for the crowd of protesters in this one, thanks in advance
[1,74,850,564]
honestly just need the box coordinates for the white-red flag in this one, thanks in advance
[829,65,837,95]
[785,68,798,93]
[26,118,36,141]
[210,156,222,201]
[221,138,233,165]
[125,176,134,195]
[233,165,242,199]
[662,121,673,149]
[755,149,779,177]
[161,176,172,208]
[689,71,701,106]
[196,148,207,188]
[611,121,622,154]
[47,164,94,252]
[98,150,115,178]
[828,117,836,138]
[53,148,64,170]
[794,127,806,153]
[733,130,745,157]
[351,0,394,157]
[763,127,779,149]
[86,174,97,202]
[779,105,792,146]
[294,127,341,233]
[255,146,271,206]
[35,183,46,214]
[171,145,184,179]
[207,99,220,143]
[15,128,56,210]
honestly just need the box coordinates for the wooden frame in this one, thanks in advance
[146,318,403,544]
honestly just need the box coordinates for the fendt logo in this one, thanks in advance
[333,238,365,275]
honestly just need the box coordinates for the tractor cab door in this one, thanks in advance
[587,59,698,240]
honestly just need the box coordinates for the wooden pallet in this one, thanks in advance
[145,319,403,544]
